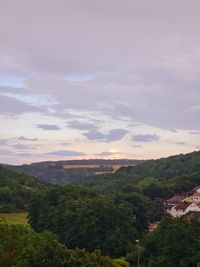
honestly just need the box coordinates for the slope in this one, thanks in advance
[0,165,45,212]
[81,150,200,193]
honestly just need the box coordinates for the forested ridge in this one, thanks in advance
[81,150,200,193]
[119,150,200,179]
[3,159,142,184]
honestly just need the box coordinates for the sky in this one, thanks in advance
[0,0,200,165]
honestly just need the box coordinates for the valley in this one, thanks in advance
[1,150,200,266]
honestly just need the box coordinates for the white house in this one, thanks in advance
[164,186,200,218]
[163,195,185,213]
[188,186,200,203]
[169,202,200,218]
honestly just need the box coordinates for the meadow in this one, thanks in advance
[0,212,28,224]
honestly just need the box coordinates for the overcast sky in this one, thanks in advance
[0,0,200,164]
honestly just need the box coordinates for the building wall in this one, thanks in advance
[190,196,200,203]
[169,203,200,218]
[183,196,200,204]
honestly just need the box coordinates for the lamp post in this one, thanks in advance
[136,239,140,267]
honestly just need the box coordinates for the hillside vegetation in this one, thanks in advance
[128,216,200,267]
[0,219,123,267]
[0,166,45,212]
[26,150,200,266]
[1,150,200,266]
[3,159,142,184]
[28,184,138,258]
[81,150,200,193]
[119,150,200,179]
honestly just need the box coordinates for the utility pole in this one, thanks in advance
[136,239,140,267]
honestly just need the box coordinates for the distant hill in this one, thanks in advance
[118,150,200,178]
[3,159,143,184]
[80,150,200,193]
[0,165,45,212]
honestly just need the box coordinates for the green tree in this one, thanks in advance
[28,185,138,257]
[141,216,200,267]
[0,219,121,267]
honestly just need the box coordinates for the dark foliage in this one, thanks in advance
[0,219,121,267]
[0,166,45,212]
[81,151,200,196]
[4,159,142,184]
[140,216,200,267]
[28,184,138,257]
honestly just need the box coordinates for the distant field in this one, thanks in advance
[63,164,112,169]
[63,164,135,172]
[0,212,28,224]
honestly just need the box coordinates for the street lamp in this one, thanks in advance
[136,239,140,267]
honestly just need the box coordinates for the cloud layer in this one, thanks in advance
[132,134,160,142]
[46,150,86,157]
[0,1,200,164]
[83,129,128,142]
[37,124,61,131]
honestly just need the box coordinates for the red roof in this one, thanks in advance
[166,195,185,203]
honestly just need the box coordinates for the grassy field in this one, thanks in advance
[0,212,28,224]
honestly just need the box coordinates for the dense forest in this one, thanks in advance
[28,185,138,257]
[128,216,200,267]
[119,150,200,179]
[0,218,125,267]
[0,166,45,212]
[1,150,200,266]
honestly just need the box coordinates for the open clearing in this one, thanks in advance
[0,212,28,224]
